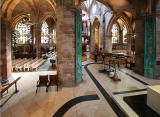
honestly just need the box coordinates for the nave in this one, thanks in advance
[1,59,160,117]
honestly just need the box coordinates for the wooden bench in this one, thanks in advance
[0,77,21,98]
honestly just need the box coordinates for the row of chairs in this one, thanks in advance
[104,56,134,69]
[36,74,59,93]
[12,58,45,72]
[90,52,134,66]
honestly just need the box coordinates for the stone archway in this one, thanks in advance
[105,13,132,54]
[90,18,101,52]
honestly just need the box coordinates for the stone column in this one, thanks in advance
[30,25,34,47]
[104,34,112,53]
[0,18,12,79]
[119,29,123,44]
[90,24,95,53]
[34,25,41,58]
[101,19,106,51]
[56,5,76,86]
[134,17,145,75]
[126,33,132,55]
[48,23,54,49]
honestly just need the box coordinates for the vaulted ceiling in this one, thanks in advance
[1,0,148,24]
[80,0,149,16]
[1,0,56,23]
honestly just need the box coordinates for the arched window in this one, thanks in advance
[112,24,119,43]
[122,25,127,43]
[14,19,32,44]
[41,22,49,43]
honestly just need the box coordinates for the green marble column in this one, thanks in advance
[144,16,156,79]
[75,9,82,83]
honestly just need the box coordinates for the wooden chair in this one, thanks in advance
[48,75,59,91]
[36,75,49,93]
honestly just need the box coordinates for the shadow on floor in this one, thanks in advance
[124,94,160,117]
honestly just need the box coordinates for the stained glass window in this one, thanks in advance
[112,24,118,43]
[53,29,56,43]
[122,25,127,43]
[41,22,49,43]
[14,19,32,44]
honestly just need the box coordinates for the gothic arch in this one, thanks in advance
[79,0,112,10]
[10,14,29,31]
[39,15,57,27]
[1,0,56,21]
[90,17,101,52]
[106,13,131,36]
[104,12,132,53]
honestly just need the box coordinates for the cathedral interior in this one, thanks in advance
[1,0,160,117]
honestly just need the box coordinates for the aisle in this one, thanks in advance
[37,58,55,71]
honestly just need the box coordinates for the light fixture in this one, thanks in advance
[23,14,33,25]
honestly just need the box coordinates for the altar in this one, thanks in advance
[147,85,160,115]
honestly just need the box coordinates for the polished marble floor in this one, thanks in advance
[37,58,55,71]
[1,59,160,117]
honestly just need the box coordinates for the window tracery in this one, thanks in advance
[41,22,49,44]
[112,24,119,43]
[13,19,32,45]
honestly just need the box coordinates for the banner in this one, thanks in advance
[144,16,156,79]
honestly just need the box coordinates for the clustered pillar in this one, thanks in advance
[34,25,41,58]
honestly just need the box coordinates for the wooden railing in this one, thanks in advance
[0,77,21,98]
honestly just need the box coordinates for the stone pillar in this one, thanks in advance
[56,5,76,86]
[30,25,34,47]
[90,24,95,53]
[156,16,160,78]
[156,17,160,61]
[119,29,123,44]
[48,23,54,49]
[0,18,12,79]
[101,19,106,51]
[126,33,132,55]
[134,17,145,75]
[34,25,41,58]
[104,35,112,53]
